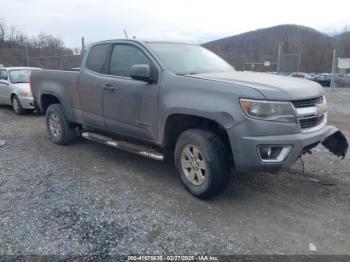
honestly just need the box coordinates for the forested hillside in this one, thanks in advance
[204,25,350,72]
[1,22,349,72]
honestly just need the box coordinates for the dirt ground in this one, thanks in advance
[0,88,349,256]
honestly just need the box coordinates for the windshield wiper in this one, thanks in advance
[176,72,201,76]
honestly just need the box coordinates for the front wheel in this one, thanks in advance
[46,104,76,145]
[12,95,25,115]
[175,129,231,199]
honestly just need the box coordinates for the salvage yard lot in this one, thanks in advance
[0,89,350,255]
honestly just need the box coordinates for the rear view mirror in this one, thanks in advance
[130,64,153,83]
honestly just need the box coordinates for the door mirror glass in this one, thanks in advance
[130,64,152,82]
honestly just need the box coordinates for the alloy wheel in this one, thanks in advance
[181,144,207,186]
[48,113,62,137]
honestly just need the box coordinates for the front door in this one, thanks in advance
[0,69,10,104]
[102,43,159,142]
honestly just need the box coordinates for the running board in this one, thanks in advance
[82,132,164,161]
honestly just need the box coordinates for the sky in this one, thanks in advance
[1,0,350,48]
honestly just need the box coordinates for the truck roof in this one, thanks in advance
[92,39,198,46]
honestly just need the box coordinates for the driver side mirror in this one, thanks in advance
[130,64,153,83]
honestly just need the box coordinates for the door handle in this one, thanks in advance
[103,84,115,92]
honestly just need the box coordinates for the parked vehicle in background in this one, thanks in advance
[334,74,350,87]
[304,73,319,79]
[290,72,310,79]
[311,74,331,87]
[31,40,348,198]
[0,67,41,114]
[270,72,289,76]
[344,74,350,87]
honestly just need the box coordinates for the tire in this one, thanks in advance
[45,104,76,145]
[175,129,231,199]
[12,95,25,115]
[34,102,42,115]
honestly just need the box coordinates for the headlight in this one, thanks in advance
[19,91,32,97]
[240,98,296,123]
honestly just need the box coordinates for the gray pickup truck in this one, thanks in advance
[31,39,348,198]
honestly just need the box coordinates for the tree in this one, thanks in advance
[0,19,81,69]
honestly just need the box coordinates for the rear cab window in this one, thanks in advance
[86,44,110,73]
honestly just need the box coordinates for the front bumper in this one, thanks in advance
[19,96,34,109]
[229,124,338,172]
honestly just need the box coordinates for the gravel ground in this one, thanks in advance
[0,89,350,256]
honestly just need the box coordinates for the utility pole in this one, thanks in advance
[25,42,30,66]
[81,37,86,58]
[277,45,281,72]
[297,53,302,73]
[330,49,337,91]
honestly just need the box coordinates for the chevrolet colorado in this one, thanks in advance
[31,40,348,198]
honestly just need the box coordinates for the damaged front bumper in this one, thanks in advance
[230,125,348,172]
[321,127,348,159]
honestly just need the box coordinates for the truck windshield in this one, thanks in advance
[148,42,234,75]
[9,69,31,84]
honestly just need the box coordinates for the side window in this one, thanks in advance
[108,44,151,77]
[86,44,110,73]
[0,70,8,80]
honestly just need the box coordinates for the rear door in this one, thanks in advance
[101,43,159,142]
[78,43,111,128]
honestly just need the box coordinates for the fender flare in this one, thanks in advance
[159,109,235,145]
[39,91,76,122]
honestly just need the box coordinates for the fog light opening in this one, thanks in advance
[258,145,291,162]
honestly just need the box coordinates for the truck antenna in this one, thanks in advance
[124,29,129,39]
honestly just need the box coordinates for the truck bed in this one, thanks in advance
[31,69,81,112]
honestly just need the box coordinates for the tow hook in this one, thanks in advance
[321,130,348,159]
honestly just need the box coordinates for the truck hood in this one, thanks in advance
[189,71,324,100]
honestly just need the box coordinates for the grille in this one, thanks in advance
[292,96,323,108]
[299,115,324,129]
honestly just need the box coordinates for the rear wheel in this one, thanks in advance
[12,95,25,115]
[175,129,231,199]
[46,104,76,145]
